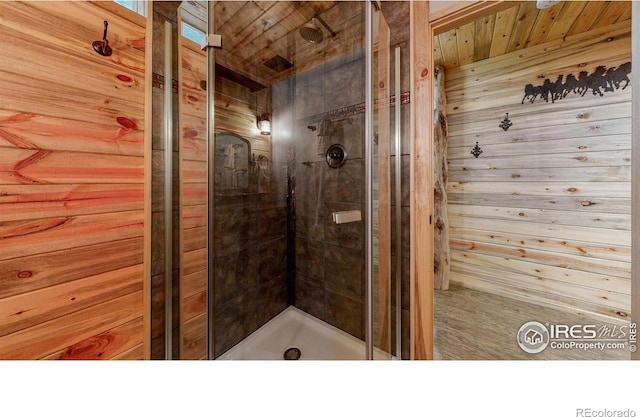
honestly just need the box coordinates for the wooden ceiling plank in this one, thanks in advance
[545,1,587,42]
[489,5,519,58]
[216,2,265,42]
[474,13,496,62]
[232,2,337,70]
[591,1,630,31]
[279,2,317,31]
[318,1,362,29]
[222,4,281,51]
[235,31,291,72]
[239,2,358,84]
[255,1,276,13]
[445,19,631,85]
[434,35,444,69]
[506,1,540,53]
[525,4,561,48]
[614,2,632,24]
[566,1,608,37]
[456,21,476,66]
[232,5,311,63]
[263,1,306,31]
[213,1,246,31]
[439,27,460,69]
[309,1,339,17]
[210,0,631,87]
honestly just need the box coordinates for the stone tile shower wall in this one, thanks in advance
[274,49,367,340]
[213,191,288,357]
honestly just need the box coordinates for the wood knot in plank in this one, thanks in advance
[62,333,125,360]
[116,117,137,130]
[116,74,133,83]
[184,129,198,139]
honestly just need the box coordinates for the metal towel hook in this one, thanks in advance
[93,20,113,57]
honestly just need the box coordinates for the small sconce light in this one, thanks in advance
[499,112,512,131]
[471,141,483,158]
[257,113,271,135]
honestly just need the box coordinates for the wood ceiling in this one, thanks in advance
[181,1,632,83]
[434,0,633,70]
[183,1,366,86]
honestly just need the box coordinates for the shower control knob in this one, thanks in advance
[326,144,347,169]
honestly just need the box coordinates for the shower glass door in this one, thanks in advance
[155,0,404,360]
[206,0,371,359]
[177,2,209,360]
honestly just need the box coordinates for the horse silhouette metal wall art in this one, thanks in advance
[522,62,631,104]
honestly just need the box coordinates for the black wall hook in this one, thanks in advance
[93,20,112,57]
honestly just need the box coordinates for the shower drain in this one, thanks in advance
[283,347,301,360]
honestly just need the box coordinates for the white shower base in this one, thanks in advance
[217,306,393,360]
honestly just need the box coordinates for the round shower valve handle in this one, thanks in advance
[326,144,347,168]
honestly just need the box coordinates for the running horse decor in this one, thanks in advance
[522,62,631,104]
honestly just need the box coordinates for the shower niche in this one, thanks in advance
[214,131,251,193]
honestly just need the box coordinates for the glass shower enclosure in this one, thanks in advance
[162,0,404,360]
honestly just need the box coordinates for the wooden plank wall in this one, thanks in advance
[445,20,632,320]
[410,0,434,360]
[0,2,147,359]
[179,35,208,360]
[374,11,392,355]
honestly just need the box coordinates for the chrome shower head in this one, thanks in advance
[300,18,323,44]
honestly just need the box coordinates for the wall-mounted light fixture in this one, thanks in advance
[499,112,512,131]
[257,113,271,135]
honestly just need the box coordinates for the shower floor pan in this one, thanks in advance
[217,306,393,360]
